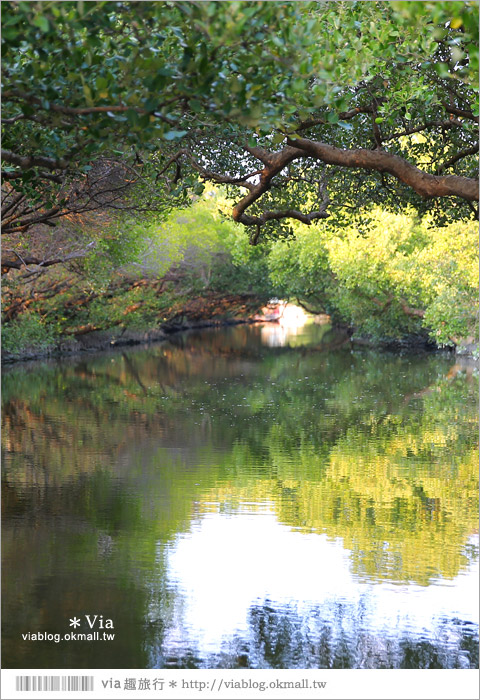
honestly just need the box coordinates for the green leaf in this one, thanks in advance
[143,98,158,112]
[95,77,108,91]
[271,132,285,146]
[82,83,93,105]
[138,113,152,129]
[33,16,50,33]
[163,130,188,140]
[126,109,140,126]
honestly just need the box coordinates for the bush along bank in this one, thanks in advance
[2,201,478,363]
[1,283,270,364]
[2,290,475,365]
[267,210,478,358]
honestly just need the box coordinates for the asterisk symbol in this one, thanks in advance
[69,617,81,628]
[169,681,177,688]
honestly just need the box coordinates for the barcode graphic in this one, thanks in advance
[15,676,94,691]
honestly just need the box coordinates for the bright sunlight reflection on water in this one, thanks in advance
[260,302,328,347]
[163,509,478,667]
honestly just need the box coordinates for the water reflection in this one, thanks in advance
[260,319,328,348]
[2,325,478,668]
[160,509,478,668]
[259,306,325,347]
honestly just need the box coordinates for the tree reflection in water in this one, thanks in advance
[155,601,478,669]
[246,602,478,669]
[2,326,478,669]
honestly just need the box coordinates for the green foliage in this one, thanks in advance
[2,0,478,242]
[214,230,274,298]
[73,218,157,286]
[2,192,478,351]
[1,193,275,344]
[406,224,479,345]
[2,311,58,355]
[118,194,276,298]
[267,210,479,344]
[268,227,337,315]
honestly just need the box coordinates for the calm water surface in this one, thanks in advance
[2,323,478,669]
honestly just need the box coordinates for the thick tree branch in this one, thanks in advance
[399,299,425,318]
[231,146,329,229]
[286,137,479,202]
[1,149,69,172]
[369,293,425,318]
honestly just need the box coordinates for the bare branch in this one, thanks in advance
[1,190,27,218]
[1,207,62,235]
[399,299,425,318]
[295,106,374,133]
[442,102,479,123]
[1,242,95,273]
[158,149,260,191]
[437,143,479,174]
[2,170,63,183]
[2,90,183,118]
[383,119,465,142]
[466,200,479,218]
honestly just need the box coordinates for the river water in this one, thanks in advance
[2,323,478,669]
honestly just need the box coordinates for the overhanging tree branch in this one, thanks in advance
[158,149,260,191]
[231,146,330,230]
[286,137,479,202]
[159,139,477,241]
[1,242,95,273]
[1,149,69,171]
[441,102,479,123]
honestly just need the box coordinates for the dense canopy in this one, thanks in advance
[1,1,479,272]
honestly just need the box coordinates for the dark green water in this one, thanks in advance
[2,323,478,669]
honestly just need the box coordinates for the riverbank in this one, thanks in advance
[1,316,267,365]
[1,291,272,365]
[2,292,477,365]
[4,317,475,367]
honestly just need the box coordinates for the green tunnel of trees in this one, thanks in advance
[2,1,478,355]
